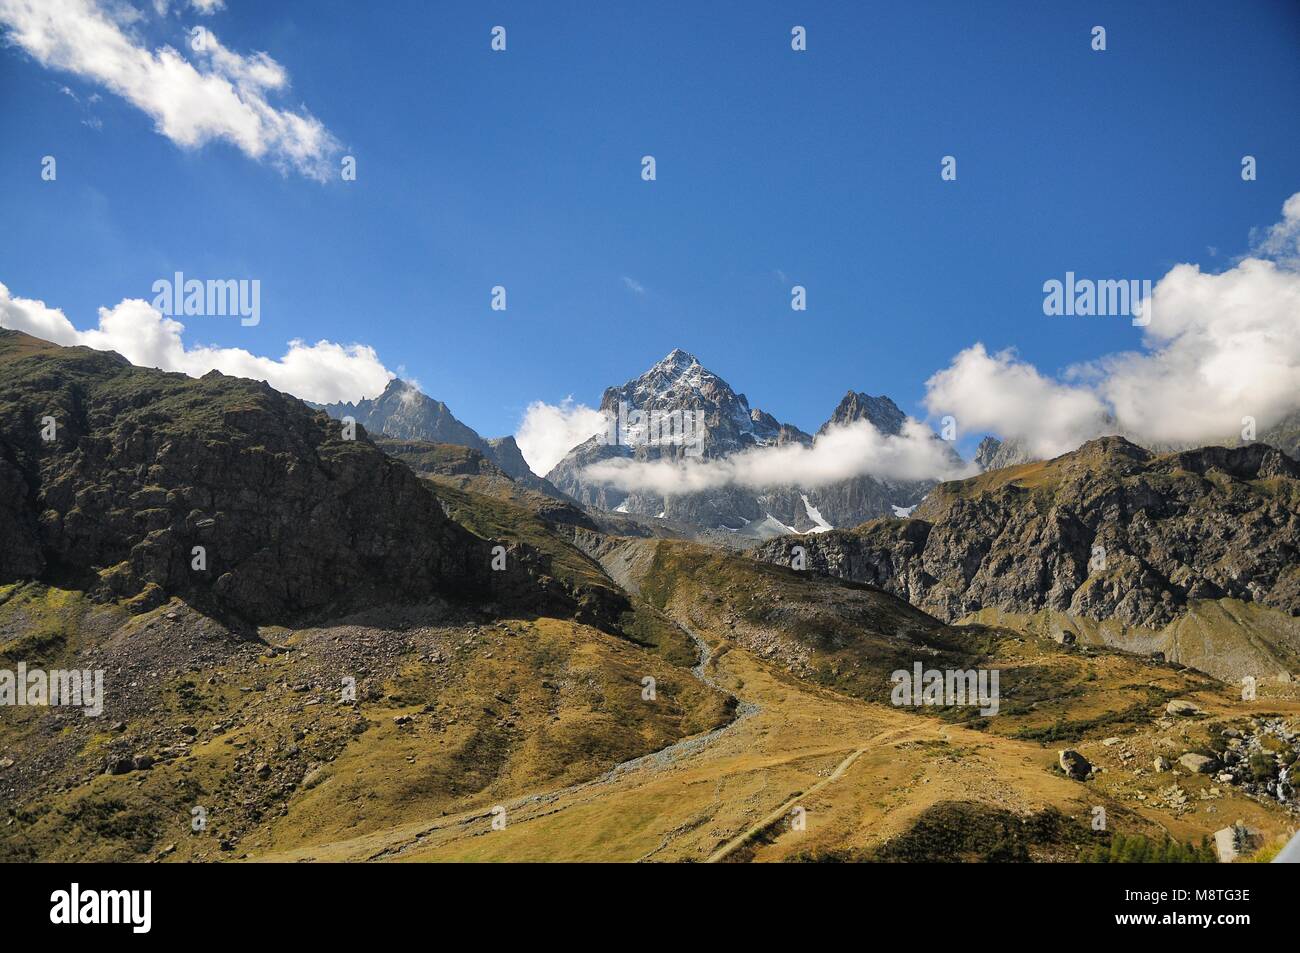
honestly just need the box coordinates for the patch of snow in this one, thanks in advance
[801,494,833,533]
[614,501,630,513]
[891,504,918,518]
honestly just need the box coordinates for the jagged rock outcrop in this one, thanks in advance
[818,390,906,437]
[377,438,600,533]
[316,379,487,449]
[483,434,572,499]
[0,331,565,624]
[756,436,1300,630]
[485,435,532,479]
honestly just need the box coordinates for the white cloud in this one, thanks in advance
[0,284,83,346]
[0,0,338,179]
[0,282,392,404]
[1250,191,1300,269]
[621,276,646,295]
[515,398,607,477]
[151,1,224,17]
[1097,256,1300,445]
[924,192,1300,455]
[582,419,974,495]
[923,344,1111,458]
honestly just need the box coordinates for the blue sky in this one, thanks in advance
[2,0,1299,469]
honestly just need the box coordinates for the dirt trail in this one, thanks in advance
[706,746,866,862]
[704,723,932,863]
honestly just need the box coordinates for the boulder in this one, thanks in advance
[1214,822,1261,863]
[1179,753,1218,774]
[1058,749,1092,780]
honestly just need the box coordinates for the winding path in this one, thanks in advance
[364,615,760,860]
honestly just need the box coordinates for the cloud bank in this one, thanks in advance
[583,419,975,495]
[0,0,339,179]
[923,344,1112,458]
[924,192,1300,454]
[0,282,392,404]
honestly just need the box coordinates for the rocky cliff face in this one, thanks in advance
[756,437,1300,630]
[547,350,937,533]
[1257,410,1300,462]
[0,331,559,624]
[974,435,1035,471]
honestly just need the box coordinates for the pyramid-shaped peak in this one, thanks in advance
[653,348,701,372]
[623,349,716,395]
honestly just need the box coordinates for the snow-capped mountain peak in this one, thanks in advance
[598,350,787,451]
[548,350,935,535]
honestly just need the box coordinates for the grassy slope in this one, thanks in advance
[0,591,730,862]
[308,618,1296,863]
[8,535,1285,864]
[629,540,1221,746]
[962,600,1300,686]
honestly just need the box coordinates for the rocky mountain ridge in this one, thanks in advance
[972,411,1300,474]
[755,436,1300,677]
[0,330,572,625]
[315,379,568,500]
[547,349,938,535]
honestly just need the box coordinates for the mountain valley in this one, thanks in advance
[1,330,1297,864]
